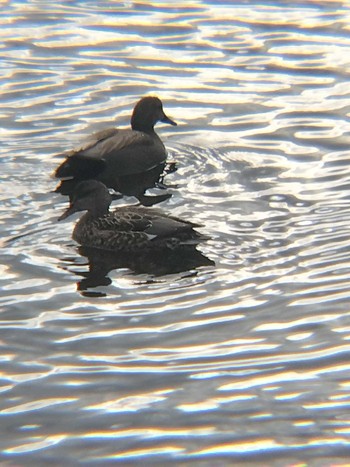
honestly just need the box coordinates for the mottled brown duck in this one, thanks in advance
[59,180,206,252]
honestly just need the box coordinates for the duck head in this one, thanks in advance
[131,96,177,131]
[58,180,112,220]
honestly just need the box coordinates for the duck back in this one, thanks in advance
[73,207,204,252]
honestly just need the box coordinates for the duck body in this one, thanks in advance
[73,206,203,251]
[59,180,205,252]
[55,97,177,202]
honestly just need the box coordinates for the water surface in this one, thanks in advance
[1,0,350,464]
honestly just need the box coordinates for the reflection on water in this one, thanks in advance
[55,160,178,206]
[63,245,214,297]
[1,0,350,464]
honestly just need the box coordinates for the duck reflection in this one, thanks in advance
[55,161,177,207]
[68,245,214,293]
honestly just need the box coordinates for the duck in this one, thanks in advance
[54,96,177,205]
[58,180,207,252]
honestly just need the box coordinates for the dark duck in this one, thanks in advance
[54,96,177,206]
[58,180,207,252]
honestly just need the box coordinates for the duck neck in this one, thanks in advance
[87,205,109,220]
[131,114,155,134]
[88,188,112,219]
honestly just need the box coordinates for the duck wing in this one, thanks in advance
[75,209,206,251]
[97,130,167,176]
[78,129,152,160]
[54,129,118,179]
[55,128,161,179]
[115,207,200,238]
[92,211,152,233]
[94,209,197,238]
[144,215,197,238]
[79,212,153,251]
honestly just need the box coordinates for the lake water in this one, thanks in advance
[1,0,350,464]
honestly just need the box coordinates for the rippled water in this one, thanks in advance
[2,0,350,464]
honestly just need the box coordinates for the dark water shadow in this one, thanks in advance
[54,162,177,207]
[62,245,215,297]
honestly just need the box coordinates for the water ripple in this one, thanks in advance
[1,0,350,464]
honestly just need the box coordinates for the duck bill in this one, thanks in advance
[58,205,77,221]
[161,113,177,126]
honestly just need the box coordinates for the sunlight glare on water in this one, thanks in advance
[1,0,350,464]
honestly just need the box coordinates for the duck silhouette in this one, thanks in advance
[58,180,208,252]
[54,96,177,206]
